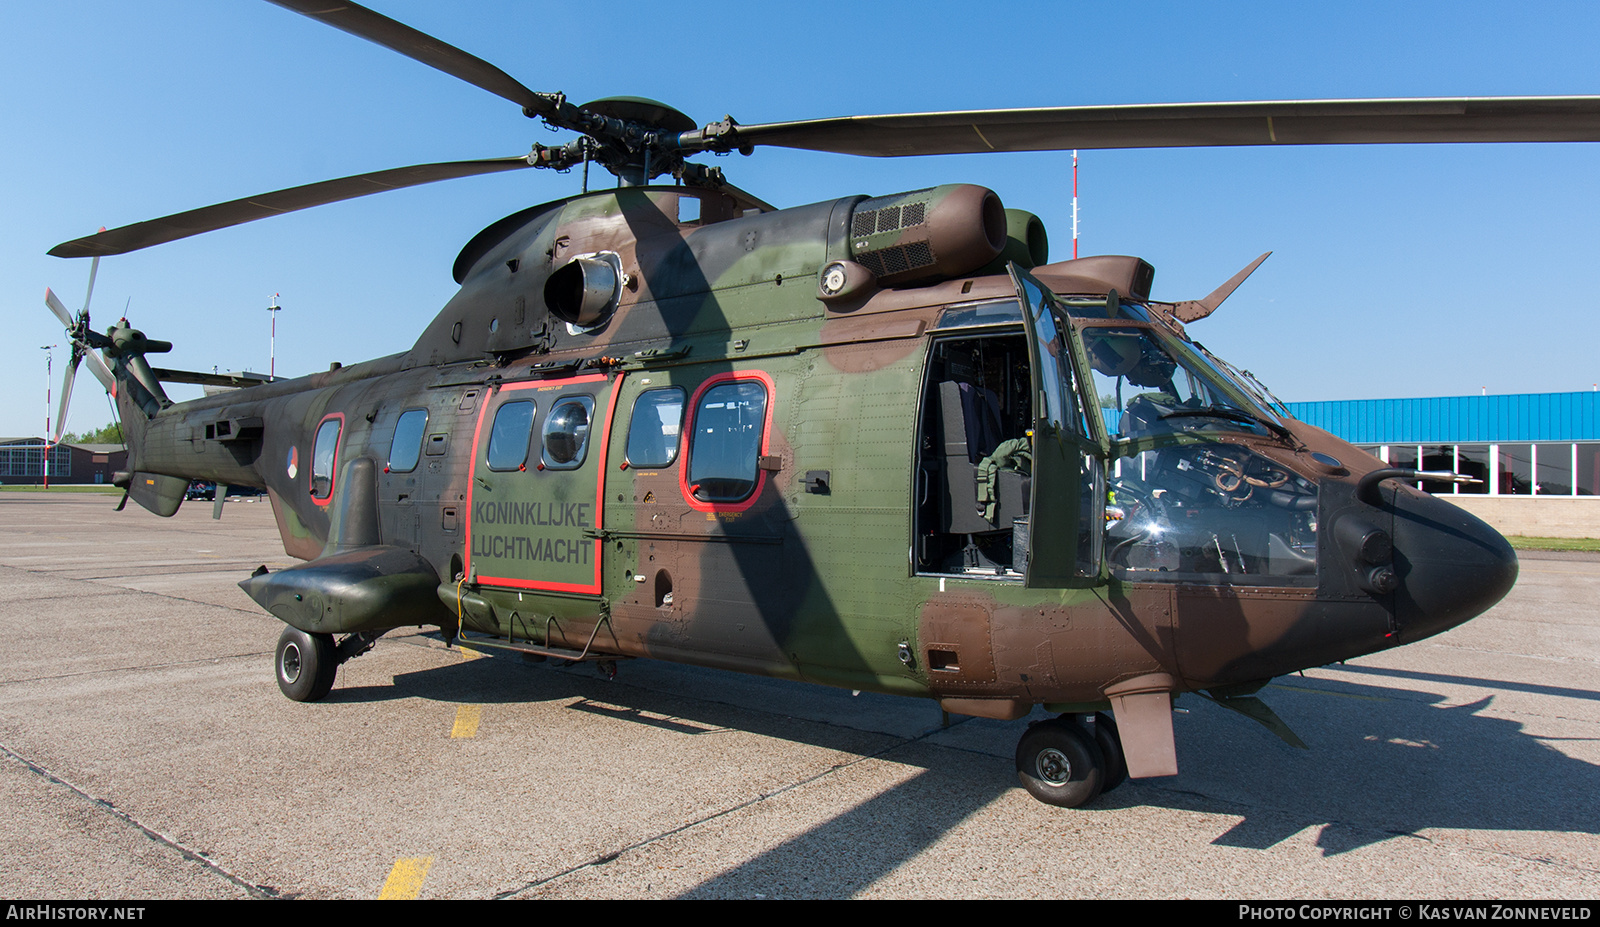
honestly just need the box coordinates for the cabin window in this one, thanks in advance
[311,416,342,501]
[388,409,428,473]
[486,400,536,471]
[687,379,768,504]
[541,395,595,470]
[626,388,685,468]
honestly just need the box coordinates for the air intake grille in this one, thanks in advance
[851,189,932,240]
[856,241,936,277]
[850,189,939,279]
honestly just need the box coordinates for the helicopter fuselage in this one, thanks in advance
[107,183,1518,781]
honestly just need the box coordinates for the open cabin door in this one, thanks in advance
[465,373,621,595]
[1007,264,1107,588]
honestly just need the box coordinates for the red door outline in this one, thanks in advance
[464,373,622,594]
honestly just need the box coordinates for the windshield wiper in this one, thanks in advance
[1192,340,1292,418]
[1161,405,1295,442]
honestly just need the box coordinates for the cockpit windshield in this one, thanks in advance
[1077,322,1288,442]
[943,287,1292,445]
[1056,295,1152,322]
[1194,344,1293,420]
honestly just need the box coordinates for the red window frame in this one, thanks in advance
[679,370,776,514]
[309,412,344,507]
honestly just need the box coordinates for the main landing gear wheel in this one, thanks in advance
[275,626,337,702]
[1015,718,1105,808]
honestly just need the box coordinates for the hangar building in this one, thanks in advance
[1288,390,1600,538]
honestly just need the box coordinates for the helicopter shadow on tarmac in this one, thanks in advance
[331,634,1596,882]
[1161,669,1599,857]
[332,646,1020,897]
[663,671,1600,898]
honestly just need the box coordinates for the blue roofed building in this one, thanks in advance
[1287,391,1600,538]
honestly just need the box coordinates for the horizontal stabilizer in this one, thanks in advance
[127,472,187,518]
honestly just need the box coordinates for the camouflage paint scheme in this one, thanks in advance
[102,181,1517,782]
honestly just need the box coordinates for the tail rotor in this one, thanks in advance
[44,253,117,442]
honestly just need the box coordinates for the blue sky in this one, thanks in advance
[4,0,1599,439]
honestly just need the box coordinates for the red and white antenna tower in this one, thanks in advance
[1072,150,1080,259]
[40,344,55,489]
[267,294,281,380]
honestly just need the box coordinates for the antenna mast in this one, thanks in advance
[1072,150,1080,260]
[40,345,55,489]
[267,294,281,380]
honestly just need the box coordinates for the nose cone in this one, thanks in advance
[1390,490,1518,642]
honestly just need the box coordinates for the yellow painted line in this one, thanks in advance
[378,856,433,899]
[457,646,483,661]
[451,705,482,739]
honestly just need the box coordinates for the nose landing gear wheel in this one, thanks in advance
[275,626,338,702]
[1015,718,1105,807]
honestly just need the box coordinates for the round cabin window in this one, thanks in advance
[542,396,595,469]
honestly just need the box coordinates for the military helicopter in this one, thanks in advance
[43,0,1590,808]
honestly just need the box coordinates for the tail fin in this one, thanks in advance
[102,329,180,516]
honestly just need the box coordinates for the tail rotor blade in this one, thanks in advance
[46,247,116,439]
[47,267,118,417]
[54,354,78,443]
[45,288,74,329]
[81,254,100,317]
[84,352,115,393]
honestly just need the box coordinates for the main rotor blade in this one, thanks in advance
[49,156,535,258]
[727,96,1600,157]
[266,0,556,119]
